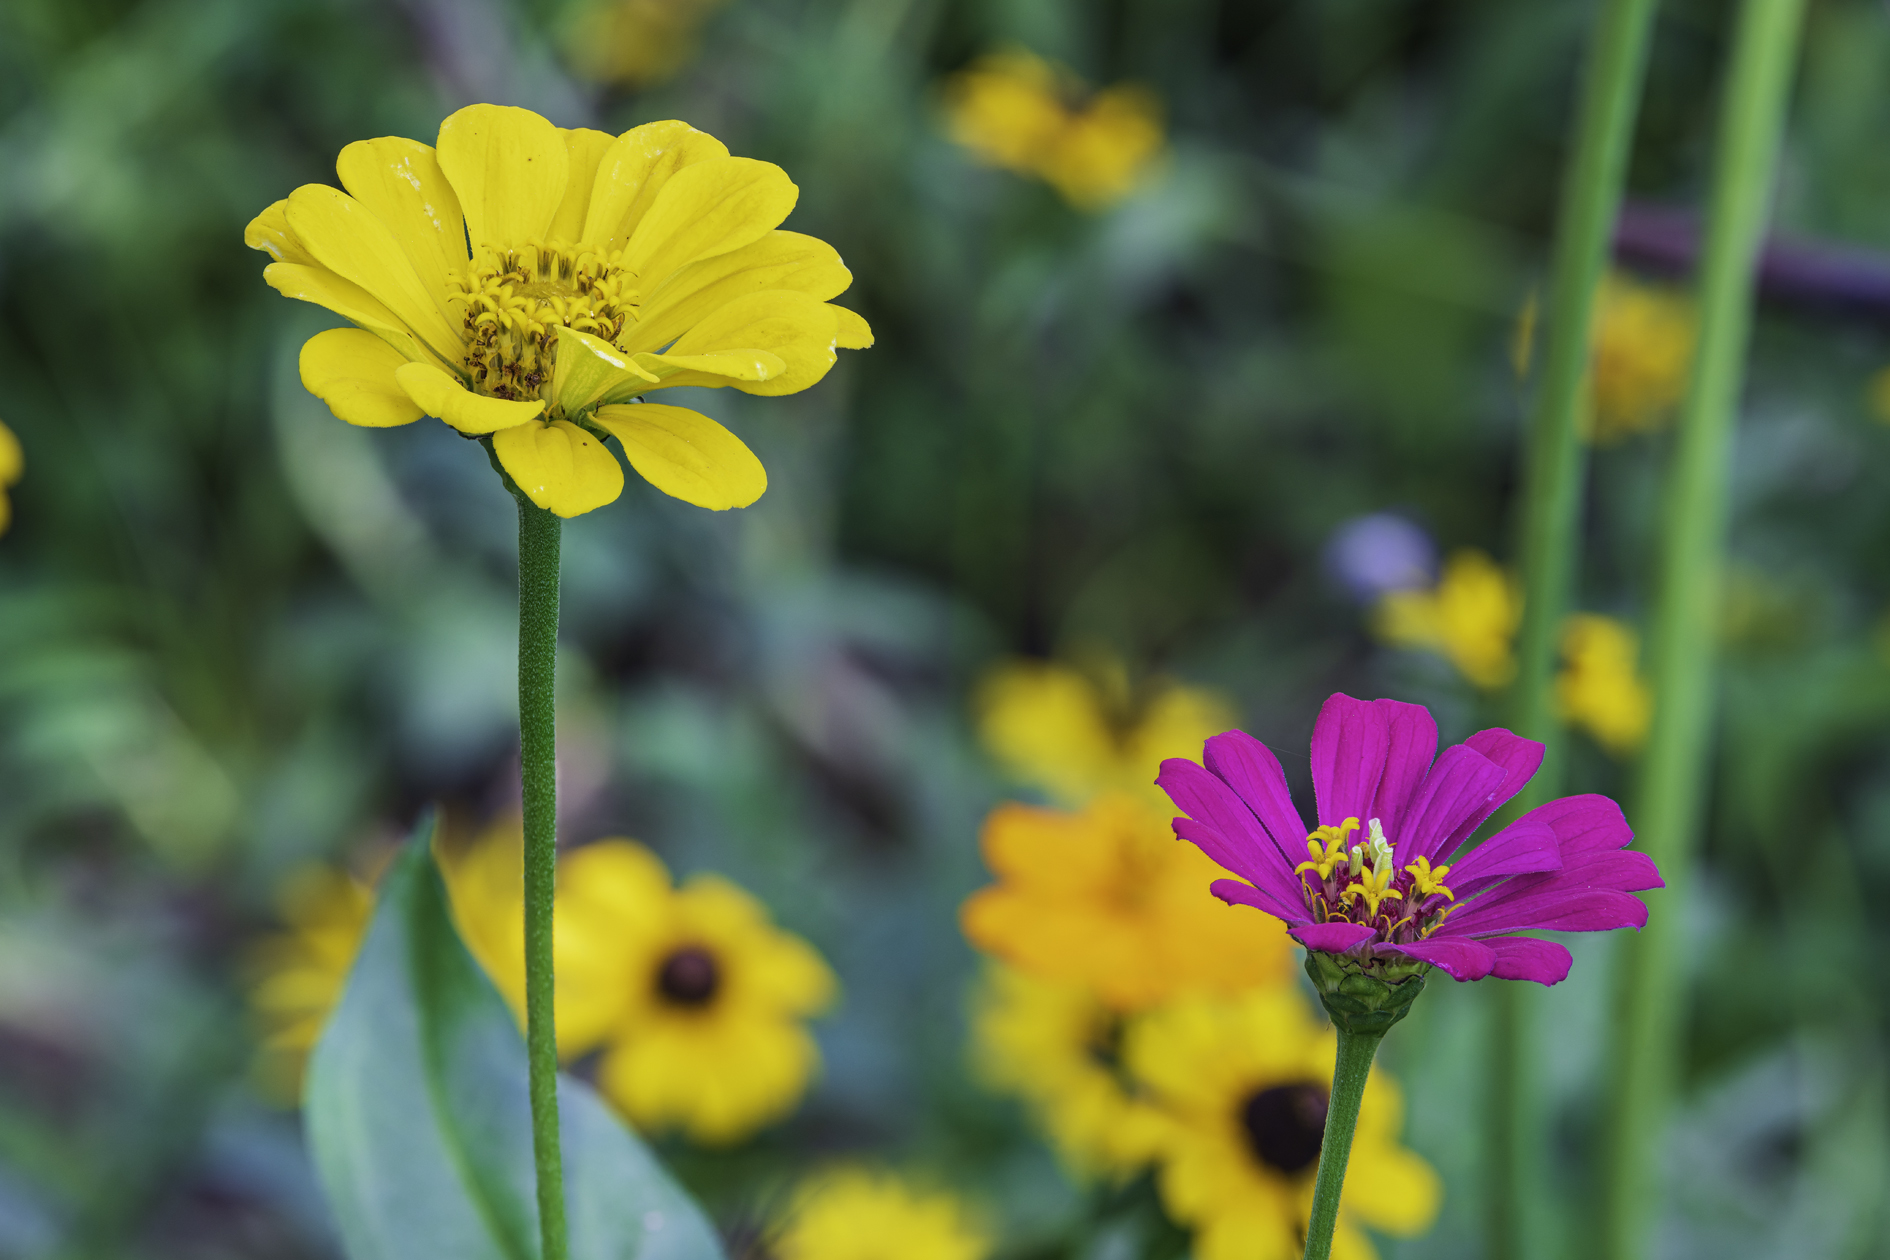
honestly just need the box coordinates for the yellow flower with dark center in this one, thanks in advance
[1373,549,1520,689]
[962,794,1293,1009]
[1586,272,1695,444]
[772,1168,991,1260]
[970,965,1173,1179]
[975,657,1234,809]
[1125,988,1440,1260]
[245,865,375,1102]
[1556,613,1651,757]
[943,50,1164,210]
[561,0,728,88]
[0,419,21,535]
[436,812,531,1019]
[245,104,871,518]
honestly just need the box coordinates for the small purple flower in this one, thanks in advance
[1323,513,1436,604]
[1157,693,1662,985]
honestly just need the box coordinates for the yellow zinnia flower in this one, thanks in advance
[961,794,1293,1010]
[975,656,1234,809]
[245,104,871,518]
[970,965,1172,1179]
[0,419,21,535]
[1556,613,1652,757]
[943,50,1164,210]
[1374,549,1521,689]
[772,1168,991,1260]
[1125,987,1440,1260]
[245,864,375,1102]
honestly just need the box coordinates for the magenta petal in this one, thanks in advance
[1211,877,1310,925]
[1482,936,1573,985]
[1201,729,1313,873]
[1395,744,1507,865]
[1447,887,1649,936]
[1382,936,1496,981]
[1524,794,1636,860]
[1309,693,1391,827]
[1366,701,1438,839]
[1183,820,1309,915]
[1447,727,1546,847]
[1290,920,1377,953]
[1445,815,1562,895]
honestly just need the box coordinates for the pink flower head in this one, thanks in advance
[1157,693,1663,985]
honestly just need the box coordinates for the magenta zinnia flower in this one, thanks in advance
[1157,693,1662,985]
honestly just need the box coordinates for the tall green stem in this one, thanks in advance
[1493,0,1660,1255]
[1600,2,1803,1257]
[517,497,569,1260]
[1302,1028,1382,1260]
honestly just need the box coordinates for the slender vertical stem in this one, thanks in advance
[516,496,569,1260]
[1600,3,1803,1258]
[1493,1,1660,1255]
[1302,1028,1383,1260]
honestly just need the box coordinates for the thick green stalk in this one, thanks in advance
[1302,1028,1383,1260]
[1492,0,1660,1255]
[1600,2,1803,1257]
[517,497,569,1260]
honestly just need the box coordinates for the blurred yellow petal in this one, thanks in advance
[285,184,463,361]
[621,157,798,289]
[263,262,433,366]
[336,136,469,323]
[243,199,316,266]
[493,419,625,517]
[300,329,424,427]
[549,325,659,415]
[630,230,853,353]
[394,362,543,434]
[831,305,874,349]
[435,104,568,247]
[548,127,618,244]
[665,289,838,396]
[0,420,20,486]
[630,348,786,385]
[580,119,729,249]
[592,403,766,510]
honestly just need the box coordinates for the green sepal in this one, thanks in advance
[1304,949,1430,1037]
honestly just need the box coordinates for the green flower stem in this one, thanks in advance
[1493,0,1660,1254]
[1601,2,1804,1257]
[516,496,570,1260]
[1303,1027,1383,1260]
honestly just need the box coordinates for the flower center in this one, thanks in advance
[1294,817,1456,945]
[1241,1083,1327,1175]
[450,240,642,408]
[655,945,720,1007]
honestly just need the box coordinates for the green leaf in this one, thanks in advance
[305,818,726,1260]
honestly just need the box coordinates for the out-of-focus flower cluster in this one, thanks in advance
[1512,270,1697,445]
[942,50,1165,210]
[560,0,729,89]
[964,656,1440,1260]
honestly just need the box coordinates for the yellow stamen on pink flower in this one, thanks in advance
[1294,817,1360,880]
[1403,855,1455,902]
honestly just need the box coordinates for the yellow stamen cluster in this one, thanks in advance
[1403,856,1454,902]
[1295,817,1360,880]
[1340,821,1403,918]
[451,240,642,406]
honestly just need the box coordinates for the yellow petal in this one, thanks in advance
[244,200,316,266]
[620,157,798,290]
[285,184,464,363]
[831,305,873,349]
[549,127,618,243]
[666,289,839,396]
[263,262,433,365]
[394,362,544,434]
[336,137,469,324]
[435,104,568,248]
[579,120,729,249]
[493,420,625,517]
[591,403,766,509]
[628,230,852,353]
[549,324,658,415]
[299,329,425,427]
[630,349,786,386]
[0,420,21,486]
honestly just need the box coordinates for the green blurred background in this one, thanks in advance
[3,0,1890,1255]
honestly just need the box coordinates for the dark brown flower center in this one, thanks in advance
[655,945,720,1007]
[1241,1083,1328,1175]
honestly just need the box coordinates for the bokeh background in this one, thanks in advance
[3,0,1890,1256]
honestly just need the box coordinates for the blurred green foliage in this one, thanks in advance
[3,0,1890,1256]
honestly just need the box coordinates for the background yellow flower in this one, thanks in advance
[974,656,1234,809]
[245,864,375,1102]
[560,0,729,88]
[0,419,21,535]
[1556,613,1652,756]
[961,794,1293,1009]
[772,1168,991,1260]
[1586,271,1695,444]
[1126,987,1440,1260]
[1374,549,1521,689]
